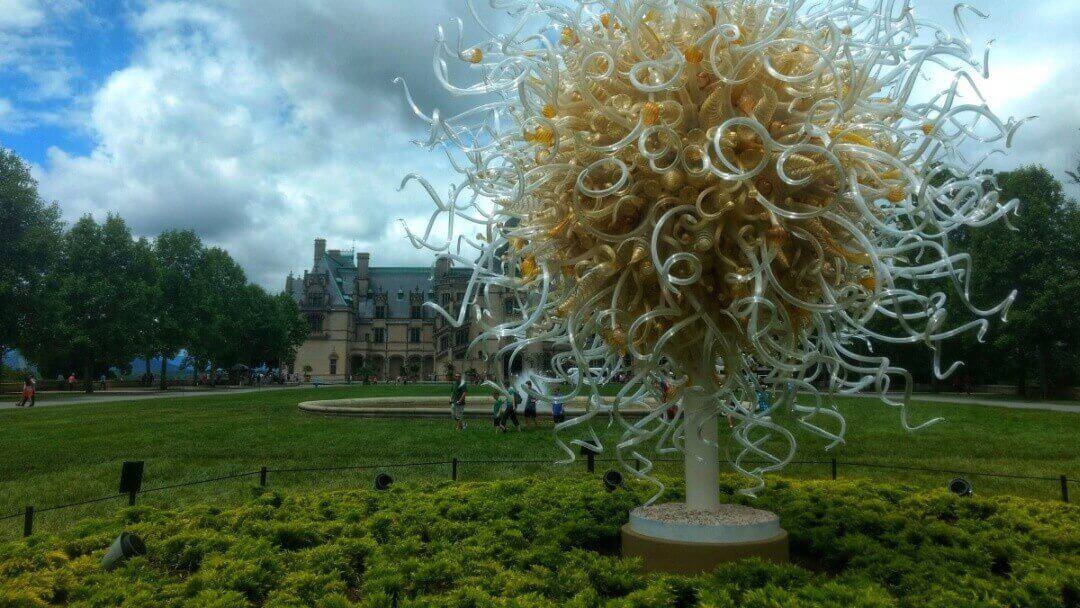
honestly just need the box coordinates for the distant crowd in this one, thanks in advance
[447,373,566,433]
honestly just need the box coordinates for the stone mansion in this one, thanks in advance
[286,239,542,382]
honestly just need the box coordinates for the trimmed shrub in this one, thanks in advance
[0,475,1076,607]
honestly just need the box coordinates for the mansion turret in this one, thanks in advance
[286,239,541,381]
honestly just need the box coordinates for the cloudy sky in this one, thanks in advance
[2,0,1078,289]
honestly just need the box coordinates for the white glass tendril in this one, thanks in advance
[399,0,1029,504]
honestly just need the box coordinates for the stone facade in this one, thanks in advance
[287,239,544,381]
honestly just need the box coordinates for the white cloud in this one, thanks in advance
[0,97,24,130]
[0,0,45,30]
[34,0,483,288]
[0,0,86,109]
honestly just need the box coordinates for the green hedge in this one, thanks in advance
[0,475,1076,607]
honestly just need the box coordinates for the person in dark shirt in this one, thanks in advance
[504,385,522,431]
[450,373,467,431]
[522,381,538,428]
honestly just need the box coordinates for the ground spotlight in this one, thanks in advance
[603,470,623,492]
[374,472,393,491]
[101,532,146,571]
[948,477,973,497]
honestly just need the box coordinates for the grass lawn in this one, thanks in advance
[0,384,1076,540]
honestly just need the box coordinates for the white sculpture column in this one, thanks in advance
[681,388,720,511]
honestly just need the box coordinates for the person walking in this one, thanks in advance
[504,386,522,431]
[658,377,678,422]
[491,389,507,432]
[521,381,538,428]
[16,375,36,407]
[551,398,565,426]
[450,372,467,431]
[66,373,76,391]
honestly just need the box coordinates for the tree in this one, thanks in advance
[150,230,205,389]
[48,215,158,392]
[0,148,62,379]
[187,247,248,374]
[273,292,309,370]
[967,166,1080,397]
[232,285,308,370]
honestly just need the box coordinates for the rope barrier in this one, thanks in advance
[5,457,1074,535]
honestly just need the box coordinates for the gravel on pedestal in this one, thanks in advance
[634,502,778,526]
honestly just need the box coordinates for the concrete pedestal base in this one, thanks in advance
[621,503,789,574]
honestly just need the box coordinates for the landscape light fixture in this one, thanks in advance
[101,532,146,571]
[373,472,393,491]
[603,470,623,492]
[949,477,973,497]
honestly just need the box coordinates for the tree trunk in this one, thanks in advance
[682,389,720,511]
[145,351,153,386]
[160,354,168,391]
[84,361,94,394]
[1038,343,1050,399]
[1017,352,1027,397]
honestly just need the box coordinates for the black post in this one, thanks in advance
[831,458,838,480]
[452,458,459,481]
[586,451,595,473]
[260,467,268,487]
[1062,475,1070,503]
[23,506,33,537]
[128,490,137,506]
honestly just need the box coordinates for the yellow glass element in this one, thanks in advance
[464,48,483,64]
[641,102,661,125]
[520,256,539,281]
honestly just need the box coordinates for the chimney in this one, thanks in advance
[314,238,327,265]
[356,252,370,295]
[435,255,452,278]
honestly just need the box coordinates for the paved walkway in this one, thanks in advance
[0,386,296,410]
[886,393,1079,413]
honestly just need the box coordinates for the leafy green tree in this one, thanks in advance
[150,230,205,389]
[967,166,1080,397]
[229,285,308,371]
[851,166,1078,397]
[0,148,62,379]
[187,247,248,375]
[48,215,158,392]
[272,291,309,369]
